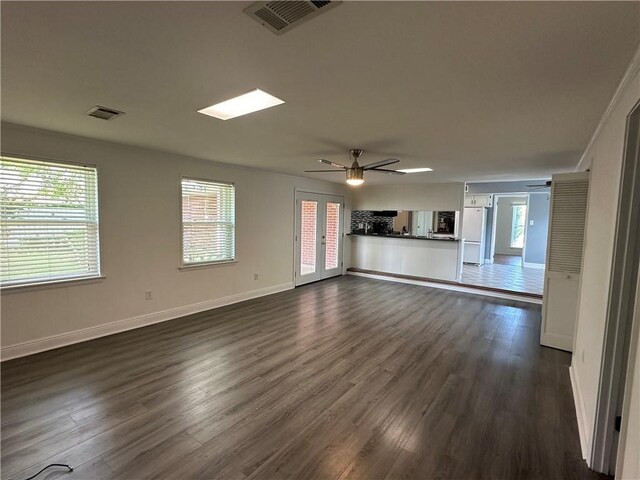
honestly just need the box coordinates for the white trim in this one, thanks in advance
[294,190,345,287]
[570,365,591,461]
[540,331,573,352]
[1,275,106,293]
[523,262,545,270]
[591,98,640,474]
[483,258,494,264]
[179,177,236,268]
[520,196,531,261]
[0,282,294,361]
[178,260,238,270]
[576,46,640,172]
[347,271,542,305]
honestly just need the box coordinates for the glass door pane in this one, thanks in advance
[300,200,318,276]
[325,202,340,270]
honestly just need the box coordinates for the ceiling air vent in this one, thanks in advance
[86,106,125,121]
[244,1,341,35]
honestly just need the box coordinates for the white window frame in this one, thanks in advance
[0,154,102,289]
[180,177,236,268]
[510,204,527,249]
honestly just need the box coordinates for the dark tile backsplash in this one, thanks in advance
[350,211,395,232]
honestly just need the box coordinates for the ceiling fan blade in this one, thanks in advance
[318,159,348,169]
[305,169,346,173]
[370,168,406,175]
[362,158,399,170]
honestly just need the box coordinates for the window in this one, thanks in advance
[510,204,527,249]
[0,156,100,287]
[181,178,235,266]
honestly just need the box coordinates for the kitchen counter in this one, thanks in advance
[348,233,462,282]
[347,233,459,242]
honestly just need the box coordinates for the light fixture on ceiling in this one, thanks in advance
[346,167,364,186]
[305,149,407,186]
[396,167,433,173]
[198,89,284,120]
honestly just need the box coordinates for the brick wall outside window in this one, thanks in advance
[325,202,340,269]
[300,201,317,274]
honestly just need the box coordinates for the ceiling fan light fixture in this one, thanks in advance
[346,167,364,186]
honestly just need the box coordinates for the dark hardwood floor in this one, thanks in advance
[1,276,606,480]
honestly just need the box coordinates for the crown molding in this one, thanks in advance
[576,45,640,172]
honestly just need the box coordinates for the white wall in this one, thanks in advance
[350,236,459,281]
[351,183,465,211]
[0,123,350,359]
[571,47,640,465]
[349,182,465,280]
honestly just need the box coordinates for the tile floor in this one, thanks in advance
[461,261,544,295]
[493,254,523,266]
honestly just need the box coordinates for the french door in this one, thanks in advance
[295,192,344,286]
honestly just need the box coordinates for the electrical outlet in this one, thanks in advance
[529,220,534,226]
[254,273,259,281]
[145,290,152,300]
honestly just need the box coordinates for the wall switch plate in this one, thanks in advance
[529,220,534,225]
[145,290,152,300]
[254,273,259,280]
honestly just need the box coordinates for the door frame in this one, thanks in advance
[293,189,345,286]
[591,99,640,475]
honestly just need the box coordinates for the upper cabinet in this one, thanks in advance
[464,194,493,208]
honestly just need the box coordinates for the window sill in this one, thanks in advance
[1,275,106,294]
[179,260,237,270]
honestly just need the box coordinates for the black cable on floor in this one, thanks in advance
[21,463,73,480]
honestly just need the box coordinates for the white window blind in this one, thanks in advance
[181,178,235,265]
[0,156,100,287]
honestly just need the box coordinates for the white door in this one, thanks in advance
[295,192,344,286]
[540,172,590,351]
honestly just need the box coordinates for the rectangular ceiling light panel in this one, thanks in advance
[198,89,285,120]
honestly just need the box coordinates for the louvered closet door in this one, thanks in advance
[540,172,590,351]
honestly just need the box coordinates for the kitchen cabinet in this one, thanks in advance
[464,194,493,207]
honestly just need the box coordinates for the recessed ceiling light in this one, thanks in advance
[198,89,285,120]
[397,167,434,173]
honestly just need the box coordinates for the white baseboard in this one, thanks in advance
[540,332,573,352]
[347,271,542,305]
[523,261,546,269]
[1,282,294,361]
[484,258,494,264]
[570,365,590,461]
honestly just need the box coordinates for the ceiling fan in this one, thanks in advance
[305,149,406,186]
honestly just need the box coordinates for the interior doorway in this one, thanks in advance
[294,191,344,286]
[460,188,550,296]
[489,194,529,266]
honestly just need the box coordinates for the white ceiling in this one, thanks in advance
[1,1,638,185]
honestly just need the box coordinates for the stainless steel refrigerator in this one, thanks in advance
[462,207,486,265]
